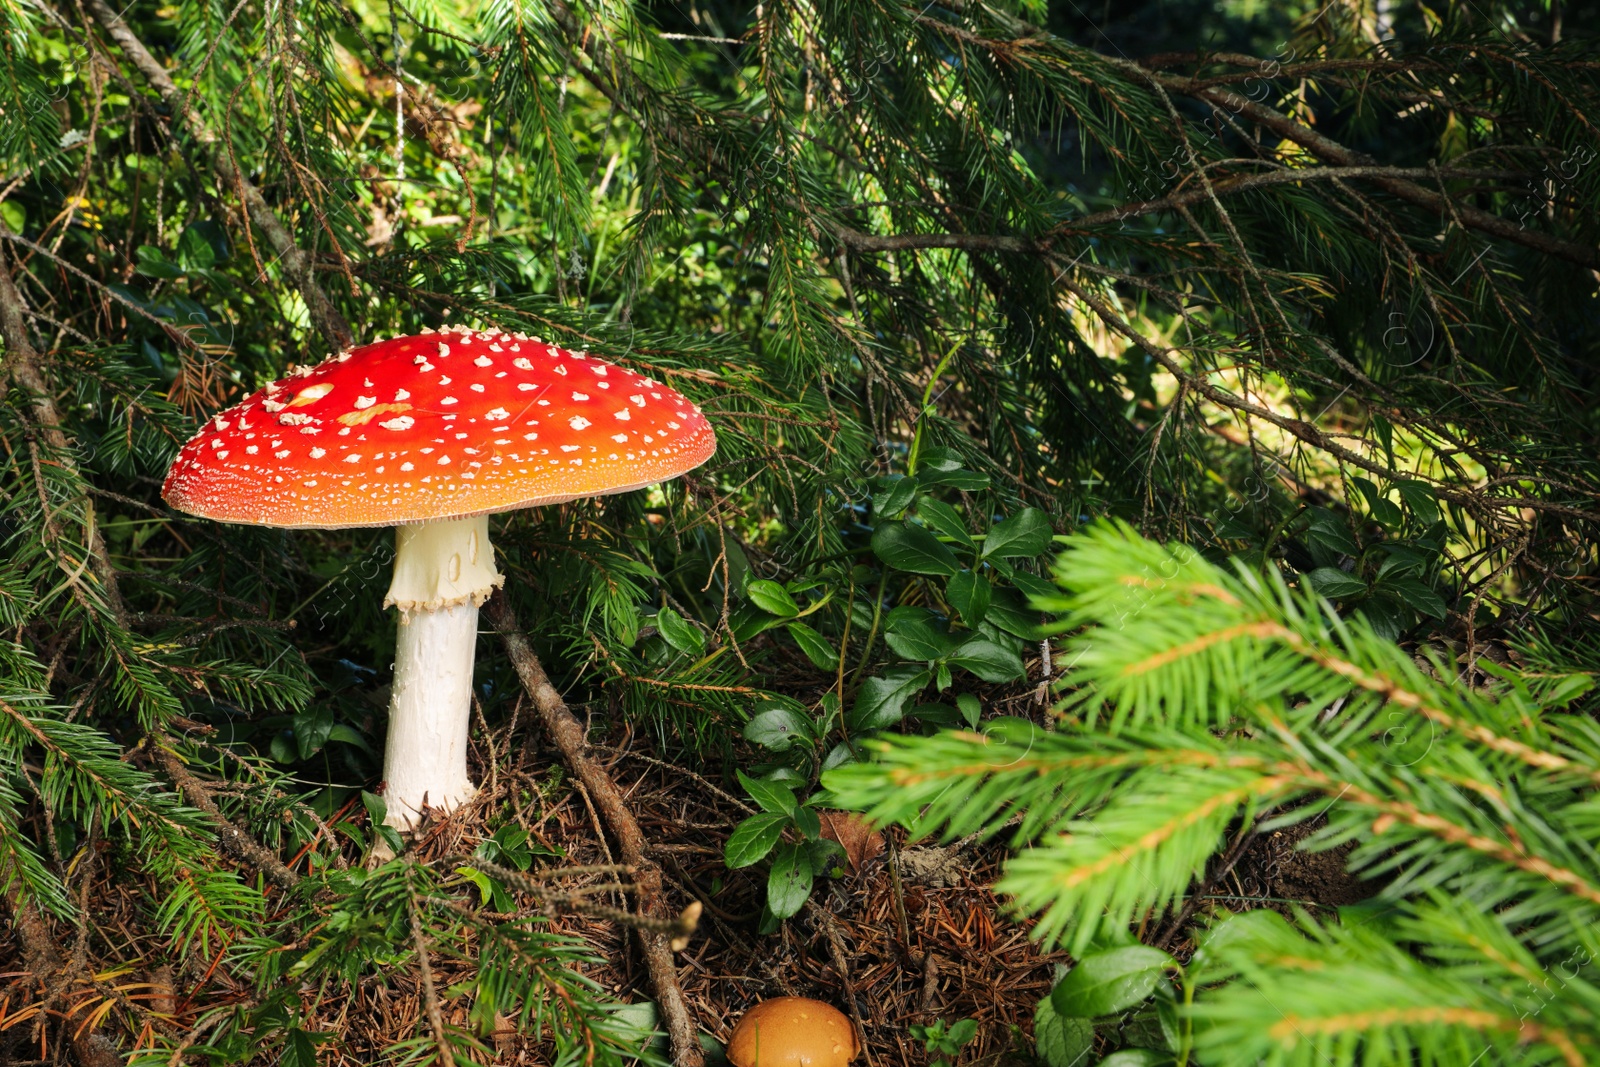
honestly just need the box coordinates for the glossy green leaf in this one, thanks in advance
[766,843,814,919]
[738,769,799,816]
[983,508,1053,559]
[656,606,705,655]
[725,813,788,868]
[884,607,959,661]
[848,665,933,732]
[951,635,1026,682]
[873,521,961,576]
[946,569,991,625]
[873,475,919,518]
[1050,946,1173,1017]
[1305,567,1367,599]
[787,621,840,670]
[746,579,801,617]
[918,497,975,550]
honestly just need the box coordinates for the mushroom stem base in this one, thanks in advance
[381,602,479,830]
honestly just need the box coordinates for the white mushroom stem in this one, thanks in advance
[380,514,504,831]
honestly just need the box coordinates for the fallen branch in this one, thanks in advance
[150,740,304,891]
[484,590,703,1067]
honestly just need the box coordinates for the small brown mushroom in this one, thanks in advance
[726,997,859,1067]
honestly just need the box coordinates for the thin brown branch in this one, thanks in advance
[484,590,703,1067]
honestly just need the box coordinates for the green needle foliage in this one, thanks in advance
[828,522,1600,1065]
[0,0,1596,1061]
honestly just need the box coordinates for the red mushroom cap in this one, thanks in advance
[162,327,717,528]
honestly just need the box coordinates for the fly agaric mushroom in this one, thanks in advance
[726,997,859,1067]
[163,325,716,830]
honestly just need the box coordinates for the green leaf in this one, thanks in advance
[361,791,388,829]
[950,635,1026,682]
[1381,576,1449,619]
[1033,998,1093,1067]
[744,705,811,752]
[656,607,706,655]
[456,865,496,906]
[747,579,801,617]
[1050,946,1173,1017]
[918,447,965,473]
[738,770,799,815]
[1098,1051,1174,1067]
[983,509,1052,559]
[134,245,185,279]
[787,621,839,670]
[280,1028,323,1067]
[766,843,814,919]
[884,607,959,661]
[1358,480,1404,527]
[848,665,933,732]
[918,497,975,550]
[725,813,788,868]
[293,706,334,760]
[1396,479,1441,526]
[956,693,981,728]
[1304,567,1366,599]
[873,522,961,576]
[873,475,919,518]
[946,570,991,626]
[792,804,822,841]
[920,469,990,490]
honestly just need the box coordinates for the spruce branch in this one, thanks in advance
[80,0,354,351]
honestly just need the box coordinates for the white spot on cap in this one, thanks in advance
[612,433,628,443]
[441,396,458,406]
[401,461,414,471]
[246,445,259,454]
[262,399,286,412]
[437,343,450,357]
[211,438,224,449]
[474,355,493,367]
[523,433,538,441]
[354,396,376,410]
[395,388,411,401]
[593,365,608,376]
[572,392,590,402]
[380,415,416,431]
[470,383,485,392]
[275,449,290,459]
[438,455,452,465]
[518,383,537,391]
[667,421,681,429]
[554,365,567,376]
[311,447,327,458]
[514,358,534,370]
[614,408,631,421]
[561,444,580,452]
[630,394,646,407]
[537,399,551,406]
[486,407,510,421]
[345,454,362,463]
[216,450,229,459]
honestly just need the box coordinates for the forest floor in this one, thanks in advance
[0,717,1382,1067]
